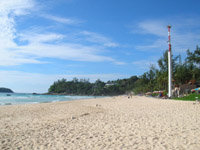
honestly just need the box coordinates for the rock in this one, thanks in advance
[5,103,12,105]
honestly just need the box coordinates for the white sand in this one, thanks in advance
[0,96,200,150]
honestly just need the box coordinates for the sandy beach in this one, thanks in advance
[0,96,200,150]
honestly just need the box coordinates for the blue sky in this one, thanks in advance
[0,0,200,93]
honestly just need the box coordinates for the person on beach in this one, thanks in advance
[128,92,133,99]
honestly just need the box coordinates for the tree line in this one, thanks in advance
[48,46,200,96]
[48,76,138,96]
[133,46,200,94]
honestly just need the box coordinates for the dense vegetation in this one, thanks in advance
[0,88,14,93]
[133,46,200,94]
[48,45,200,96]
[48,76,138,96]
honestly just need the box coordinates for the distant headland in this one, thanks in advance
[0,87,14,93]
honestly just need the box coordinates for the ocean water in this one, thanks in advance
[0,93,99,105]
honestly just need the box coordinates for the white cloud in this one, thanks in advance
[135,39,166,50]
[0,0,35,16]
[0,71,129,93]
[0,52,43,66]
[113,61,127,65]
[132,60,157,69]
[133,20,166,37]
[0,0,42,66]
[80,31,119,47]
[40,14,80,25]
[19,32,65,43]
[132,18,200,53]
[0,0,122,66]
[15,31,115,62]
[19,42,115,62]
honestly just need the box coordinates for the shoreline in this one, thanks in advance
[0,95,200,149]
[0,93,108,106]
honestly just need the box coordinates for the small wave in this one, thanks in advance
[31,102,39,104]
[52,100,60,103]
[0,96,29,100]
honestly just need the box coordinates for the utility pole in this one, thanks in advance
[167,25,172,98]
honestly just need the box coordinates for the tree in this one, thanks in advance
[186,46,200,81]
[187,45,200,65]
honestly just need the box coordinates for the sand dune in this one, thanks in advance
[0,96,200,150]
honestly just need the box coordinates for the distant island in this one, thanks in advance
[0,88,14,93]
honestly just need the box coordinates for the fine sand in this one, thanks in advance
[0,96,200,150]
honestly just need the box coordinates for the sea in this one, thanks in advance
[0,93,99,106]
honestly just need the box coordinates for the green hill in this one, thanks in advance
[0,88,14,93]
[48,76,138,96]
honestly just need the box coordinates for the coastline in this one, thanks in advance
[0,95,200,149]
[0,93,104,106]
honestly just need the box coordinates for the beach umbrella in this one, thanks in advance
[194,87,200,91]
